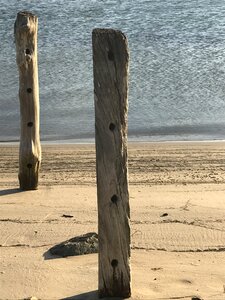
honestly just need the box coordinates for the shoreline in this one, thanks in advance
[1,138,225,146]
[2,122,225,145]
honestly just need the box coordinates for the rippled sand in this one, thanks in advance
[1,142,225,299]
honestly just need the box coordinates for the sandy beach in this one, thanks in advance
[1,142,225,300]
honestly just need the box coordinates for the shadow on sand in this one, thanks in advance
[0,188,22,196]
[43,249,61,260]
[60,291,98,300]
[61,291,124,300]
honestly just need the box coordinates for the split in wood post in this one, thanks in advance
[15,11,41,190]
[92,28,131,298]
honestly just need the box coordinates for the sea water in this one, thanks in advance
[1,0,225,142]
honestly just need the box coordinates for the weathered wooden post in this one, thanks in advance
[15,11,41,190]
[92,29,131,298]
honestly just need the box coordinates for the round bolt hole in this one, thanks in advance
[109,123,115,131]
[111,259,118,268]
[108,50,114,61]
[111,195,118,204]
[25,48,31,55]
[27,88,32,93]
[27,163,32,169]
[27,122,33,127]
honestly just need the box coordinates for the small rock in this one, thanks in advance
[151,267,162,271]
[49,232,98,257]
[191,297,203,300]
[160,213,168,217]
[61,214,74,218]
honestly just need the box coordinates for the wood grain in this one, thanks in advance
[92,28,131,298]
[15,11,41,190]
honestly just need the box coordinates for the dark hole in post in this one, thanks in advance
[111,259,118,268]
[25,48,31,55]
[109,123,115,131]
[27,122,33,127]
[108,50,114,61]
[27,163,32,169]
[27,88,32,93]
[111,195,118,204]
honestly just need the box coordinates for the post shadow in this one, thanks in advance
[60,291,98,300]
[61,291,124,300]
[0,188,22,196]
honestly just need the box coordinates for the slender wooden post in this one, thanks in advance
[15,11,41,190]
[92,29,131,298]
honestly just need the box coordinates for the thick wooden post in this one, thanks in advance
[92,29,131,298]
[15,11,41,190]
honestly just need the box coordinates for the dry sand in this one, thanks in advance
[1,142,225,300]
